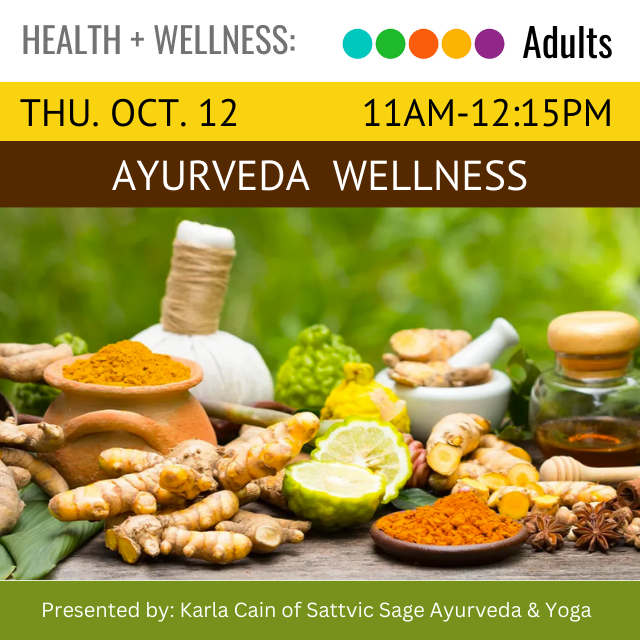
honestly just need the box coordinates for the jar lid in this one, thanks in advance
[548,311,640,355]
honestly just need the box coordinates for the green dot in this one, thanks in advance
[376,29,405,59]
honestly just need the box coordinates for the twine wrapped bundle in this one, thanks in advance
[133,221,274,405]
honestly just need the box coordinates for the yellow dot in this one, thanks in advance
[442,29,471,59]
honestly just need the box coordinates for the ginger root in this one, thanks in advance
[8,466,31,490]
[390,329,471,362]
[0,343,73,383]
[217,412,319,492]
[0,447,68,497]
[0,417,65,453]
[0,460,24,535]
[470,447,539,486]
[538,481,617,507]
[215,509,311,554]
[426,414,490,476]
[478,434,532,463]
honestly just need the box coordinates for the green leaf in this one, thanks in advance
[0,486,102,580]
[494,423,532,442]
[0,544,15,580]
[506,348,542,430]
[391,487,438,511]
[53,332,89,356]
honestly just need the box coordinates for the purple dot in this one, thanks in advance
[475,29,504,59]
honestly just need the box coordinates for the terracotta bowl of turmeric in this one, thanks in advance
[41,345,216,488]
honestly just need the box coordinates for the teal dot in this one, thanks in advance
[376,29,405,59]
[343,29,372,59]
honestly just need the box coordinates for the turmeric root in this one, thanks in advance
[470,447,539,486]
[487,486,534,520]
[50,439,224,521]
[538,481,617,507]
[478,434,532,463]
[0,417,65,453]
[108,491,240,563]
[531,495,561,516]
[235,483,261,506]
[159,464,215,499]
[217,412,319,492]
[0,447,68,497]
[7,466,31,490]
[255,471,289,511]
[390,329,472,362]
[215,509,311,554]
[0,343,73,382]
[428,461,486,492]
[389,361,452,387]
[426,414,490,476]
[99,448,165,476]
[160,529,252,564]
[452,478,490,503]
[478,472,509,492]
[0,460,24,535]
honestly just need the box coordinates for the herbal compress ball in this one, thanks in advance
[275,324,361,410]
[133,221,273,405]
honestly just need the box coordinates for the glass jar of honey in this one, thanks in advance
[530,311,640,466]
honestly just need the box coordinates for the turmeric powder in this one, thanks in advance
[63,341,190,386]
[377,492,521,546]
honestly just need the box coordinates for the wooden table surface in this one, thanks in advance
[45,442,640,581]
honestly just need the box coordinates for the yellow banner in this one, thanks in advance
[1,82,636,141]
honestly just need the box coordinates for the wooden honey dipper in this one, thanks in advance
[540,456,640,484]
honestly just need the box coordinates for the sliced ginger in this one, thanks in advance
[426,414,490,476]
[390,329,472,363]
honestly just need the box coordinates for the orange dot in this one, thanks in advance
[442,29,471,59]
[409,29,439,59]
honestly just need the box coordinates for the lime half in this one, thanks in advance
[311,416,411,503]
[283,461,385,531]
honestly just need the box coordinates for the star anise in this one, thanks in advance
[573,501,613,524]
[523,514,568,552]
[574,515,621,553]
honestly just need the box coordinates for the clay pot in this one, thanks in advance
[42,354,216,488]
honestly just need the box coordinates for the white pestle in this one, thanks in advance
[448,318,520,368]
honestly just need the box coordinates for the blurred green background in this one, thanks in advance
[1,207,639,383]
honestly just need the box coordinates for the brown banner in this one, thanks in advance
[0,141,637,206]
